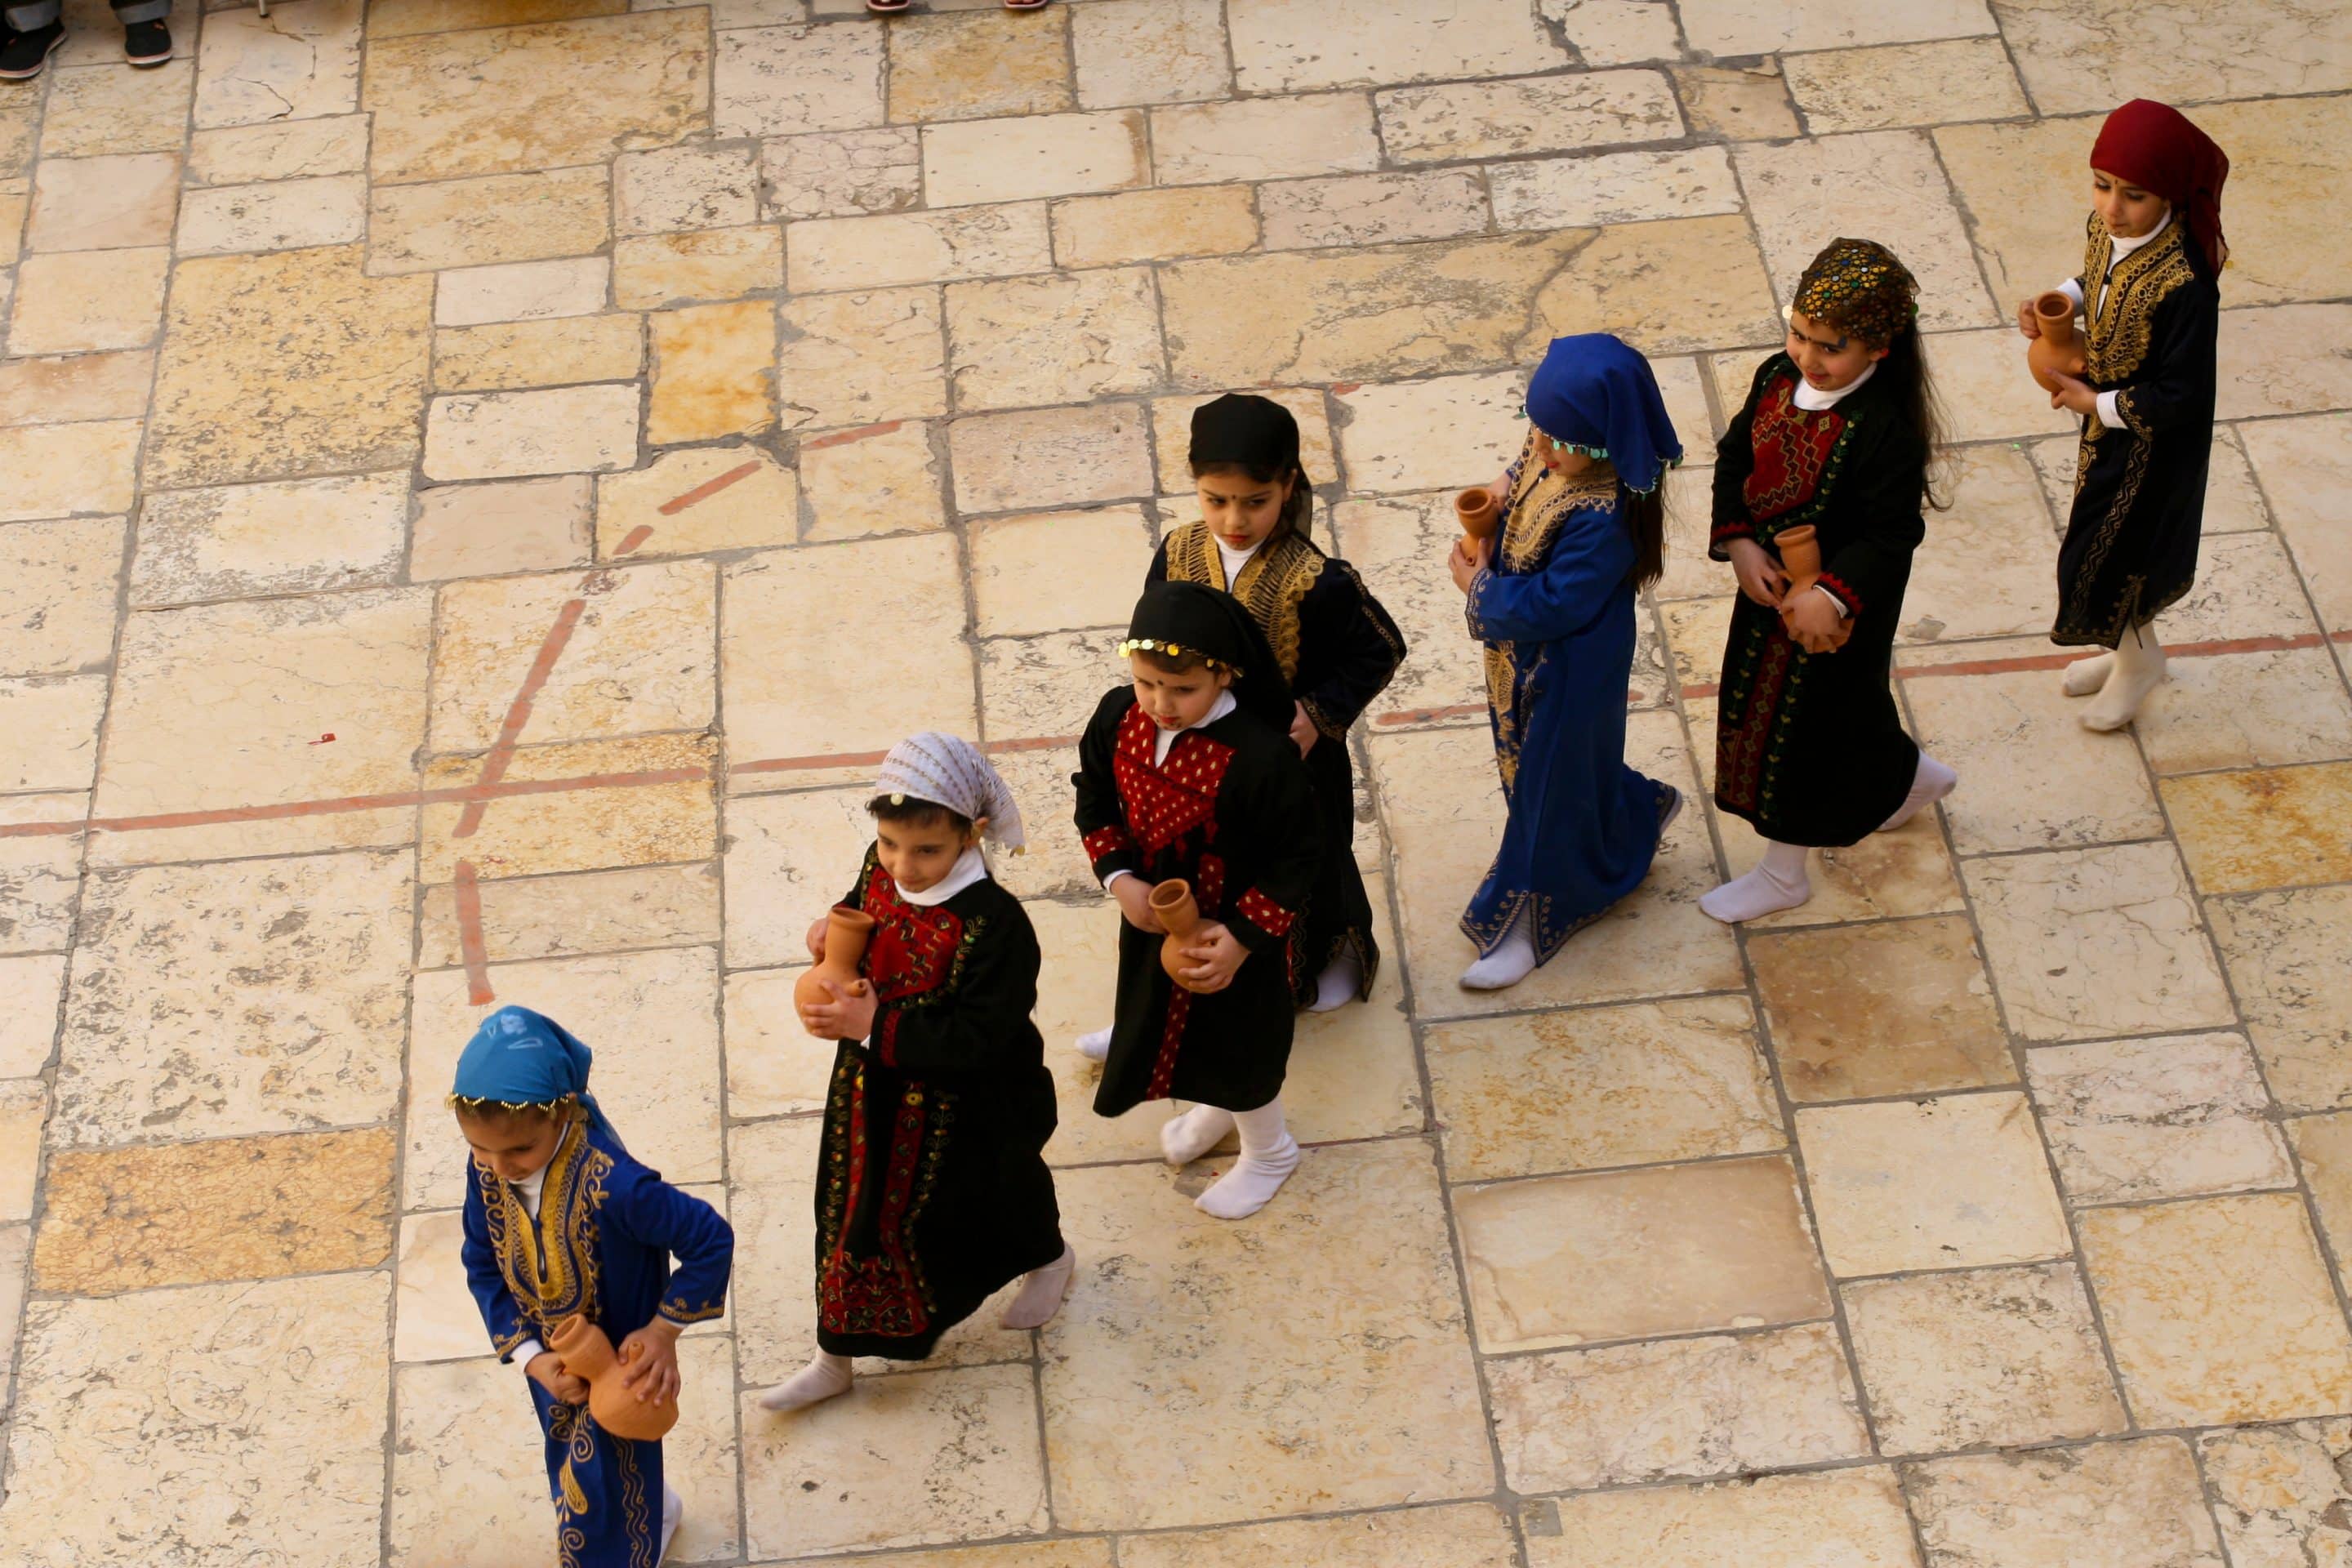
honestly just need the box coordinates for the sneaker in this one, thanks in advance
[125,18,172,66]
[0,20,65,79]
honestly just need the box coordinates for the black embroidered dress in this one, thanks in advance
[1709,354,1928,846]
[1147,521,1405,1004]
[1072,687,1323,1117]
[2051,213,2220,647]
[812,849,1063,1361]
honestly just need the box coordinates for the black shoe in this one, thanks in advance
[124,18,172,66]
[0,20,65,78]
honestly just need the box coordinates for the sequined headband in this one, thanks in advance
[1791,238,1918,348]
[448,1093,573,1112]
[1117,638,1241,675]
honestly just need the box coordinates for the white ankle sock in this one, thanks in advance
[1073,1025,1111,1062]
[1879,751,1958,831]
[2061,652,2114,697]
[1309,945,1363,1012]
[2082,630,2166,731]
[1460,908,1539,991]
[757,1351,852,1413]
[658,1484,683,1563]
[1000,1244,1076,1329]
[1699,840,1812,923]
[1196,1100,1301,1220]
[1160,1102,1236,1165]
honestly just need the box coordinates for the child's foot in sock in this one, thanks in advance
[1459,922,1537,990]
[2061,653,2114,697]
[1879,752,1958,831]
[659,1484,683,1563]
[1699,855,1811,923]
[1307,946,1362,1012]
[1000,1245,1076,1329]
[1160,1102,1236,1165]
[2082,644,2166,732]
[1196,1134,1300,1220]
[1073,1025,1110,1062]
[757,1352,853,1413]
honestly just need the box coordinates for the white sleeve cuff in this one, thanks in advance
[1811,583,1851,620]
[2056,278,2085,308]
[513,1337,545,1370]
[1102,869,1134,892]
[2095,390,2125,430]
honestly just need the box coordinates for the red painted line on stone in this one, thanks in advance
[731,749,893,775]
[452,597,589,840]
[1375,702,1486,726]
[1896,631,2328,683]
[453,859,495,1004]
[613,523,656,556]
[982,734,1079,755]
[800,421,902,452]
[657,461,763,514]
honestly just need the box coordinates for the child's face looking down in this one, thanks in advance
[1530,427,1603,479]
[875,813,976,894]
[1784,310,1889,392]
[1130,654,1233,733]
[458,1104,567,1184]
[1194,470,1294,556]
[2090,167,2169,240]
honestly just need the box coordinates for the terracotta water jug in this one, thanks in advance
[1773,524,1851,650]
[1152,880,1207,992]
[1454,486,1499,544]
[794,905,874,1021]
[2025,291,2087,394]
[546,1314,679,1441]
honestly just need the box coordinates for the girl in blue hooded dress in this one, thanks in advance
[1447,334,1684,991]
[454,1006,734,1568]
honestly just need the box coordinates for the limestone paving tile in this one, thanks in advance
[0,1272,390,1566]
[596,443,797,558]
[613,225,784,310]
[1117,1504,1515,1568]
[0,102,29,180]
[418,733,718,883]
[945,266,1162,411]
[1321,493,1485,717]
[1797,1094,2070,1276]
[2161,532,2325,646]
[39,60,194,157]
[192,0,362,128]
[0,421,140,526]
[715,20,888,139]
[1680,0,1993,53]
[2217,304,2352,423]
[1258,168,1491,252]
[187,114,371,187]
[1490,145,1741,230]
[718,786,872,970]
[983,745,1100,900]
[778,287,947,430]
[1749,915,2012,1103]
[1529,1464,1922,1566]
[53,849,411,1147]
[0,349,152,428]
[1904,667,2163,853]
[970,506,1156,636]
[758,127,923,220]
[1375,69,1682,164]
[1843,1263,2124,1454]
[368,166,612,275]
[1229,0,1564,91]
[0,841,82,956]
[409,474,596,581]
[721,963,834,1120]
[176,172,368,256]
[0,517,122,674]
[801,420,947,541]
[0,1078,40,1219]
[2081,1192,2352,1427]
[648,299,777,443]
[366,0,625,36]
[405,945,723,1209]
[1990,0,2352,113]
[1148,94,1383,185]
[1907,1438,2224,1568]
[1782,38,2026,132]
[2165,761,2352,897]
[131,470,409,606]
[2243,414,2352,631]
[434,257,612,329]
[417,861,720,969]
[31,1127,394,1294]
[800,1547,1111,1568]
[2293,1112,2352,1266]
[2198,1419,2352,1568]
[1548,0,1684,63]
[614,142,760,237]
[1072,0,1229,108]
[6,246,170,354]
[1926,328,2080,446]
[0,1222,23,1409]
[949,402,1153,514]
[1488,1321,1869,1494]
[435,314,647,394]
[2027,1032,2293,1205]
[2209,886,2352,1113]
[1423,994,1783,1184]
[888,6,1071,123]
[0,954,67,1073]
[423,383,641,481]
[922,109,1148,208]
[26,152,179,252]
[0,675,105,795]
[788,203,1054,293]
[1331,369,1521,494]
[1673,60,1801,141]
[1454,1152,1832,1352]
[978,628,1128,742]
[1040,1141,1490,1531]
[1891,453,2058,644]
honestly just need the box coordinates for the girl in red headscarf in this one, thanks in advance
[2017,99,2228,732]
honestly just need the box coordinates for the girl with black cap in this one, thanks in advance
[1071,582,1324,1219]
[1147,392,1405,1013]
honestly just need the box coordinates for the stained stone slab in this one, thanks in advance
[2166,762,2352,897]
[1229,0,1564,91]
[33,1128,394,1295]
[1990,0,2352,114]
[39,60,194,158]
[1905,668,2163,853]
[2027,1033,2293,1205]
[1906,1438,2225,1568]
[778,287,947,430]
[368,167,612,275]
[0,424,140,532]
[802,420,947,541]
[1041,1141,1490,1531]
[758,127,922,220]
[721,964,833,1119]
[6,246,169,354]
[0,1223,23,1406]
[788,203,1054,292]
[595,444,797,558]
[188,114,371,187]
[409,475,595,581]
[26,152,180,252]
[0,349,153,429]
[435,314,647,394]
[1375,69,1682,163]
[418,862,721,970]
[613,226,782,310]
[717,786,872,970]
[1490,146,1741,229]
[946,266,1163,411]
[1149,95,1383,185]
[422,384,641,481]
[417,733,718,883]
[176,175,371,257]
[1842,1263,2123,1454]
[2198,1419,2352,1568]
[0,844,81,957]
[2294,1113,2352,1264]
[1531,1468,1921,1566]
[434,257,610,329]
[2216,304,2352,423]
[1488,1322,1868,1494]
[0,675,104,796]
[949,403,1154,514]
[1797,1094,2070,1276]
[715,21,888,139]
[0,1080,40,1220]
[0,1272,390,1566]
[192,0,364,129]
[978,628,1126,743]
[1331,371,1525,496]
[2079,1193,2352,1427]
[648,300,777,443]
[1118,1504,1515,1568]
[2243,416,2352,630]
[614,143,760,237]
[1748,915,2011,1102]
[0,516,124,675]
[1783,38,2027,131]
[888,7,1072,122]
[1071,0,1229,108]
[131,471,409,606]
[970,506,1156,636]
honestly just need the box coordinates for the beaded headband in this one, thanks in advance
[448,1092,573,1113]
[1790,237,1918,348]
[1117,637,1241,675]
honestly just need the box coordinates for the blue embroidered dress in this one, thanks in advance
[462,1119,733,1568]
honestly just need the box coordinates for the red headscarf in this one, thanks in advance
[2090,99,2230,273]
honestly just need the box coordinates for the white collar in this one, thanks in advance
[899,845,987,907]
[2109,211,2171,262]
[1153,689,1236,763]
[512,1161,549,1218]
[1214,533,1263,587]
[1793,359,1875,412]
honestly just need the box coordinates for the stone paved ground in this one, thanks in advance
[3,0,2352,1561]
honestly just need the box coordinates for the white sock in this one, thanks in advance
[1000,1244,1076,1329]
[2082,630,2166,731]
[756,1351,852,1413]
[1073,1025,1111,1062]
[658,1484,683,1563]
[1196,1099,1301,1220]
[2061,652,2114,697]
[1699,840,1812,923]
[1160,1102,1236,1166]
[1308,945,1362,1012]
[1878,751,1958,832]
[1460,907,1538,991]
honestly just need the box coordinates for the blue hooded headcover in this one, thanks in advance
[1522,333,1683,496]
[451,1004,617,1141]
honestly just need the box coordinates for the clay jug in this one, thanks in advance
[1152,880,1207,992]
[2025,291,2087,394]
[547,1314,679,1441]
[1454,486,1500,544]
[794,905,874,1021]
[1775,525,1821,597]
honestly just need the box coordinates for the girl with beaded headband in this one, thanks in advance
[2017,99,2229,731]
[452,1005,734,1566]
[1446,333,1686,991]
[1071,581,1324,1219]
[760,731,1073,1414]
[1701,238,1959,924]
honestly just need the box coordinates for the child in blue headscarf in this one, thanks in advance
[1447,333,1684,991]
[452,1005,733,1567]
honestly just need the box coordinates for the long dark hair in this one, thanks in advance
[1623,483,1666,590]
[1191,460,1312,538]
[1878,323,1952,511]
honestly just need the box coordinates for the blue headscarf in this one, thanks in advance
[1522,334,1683,496]
[450,1005,617,1140]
